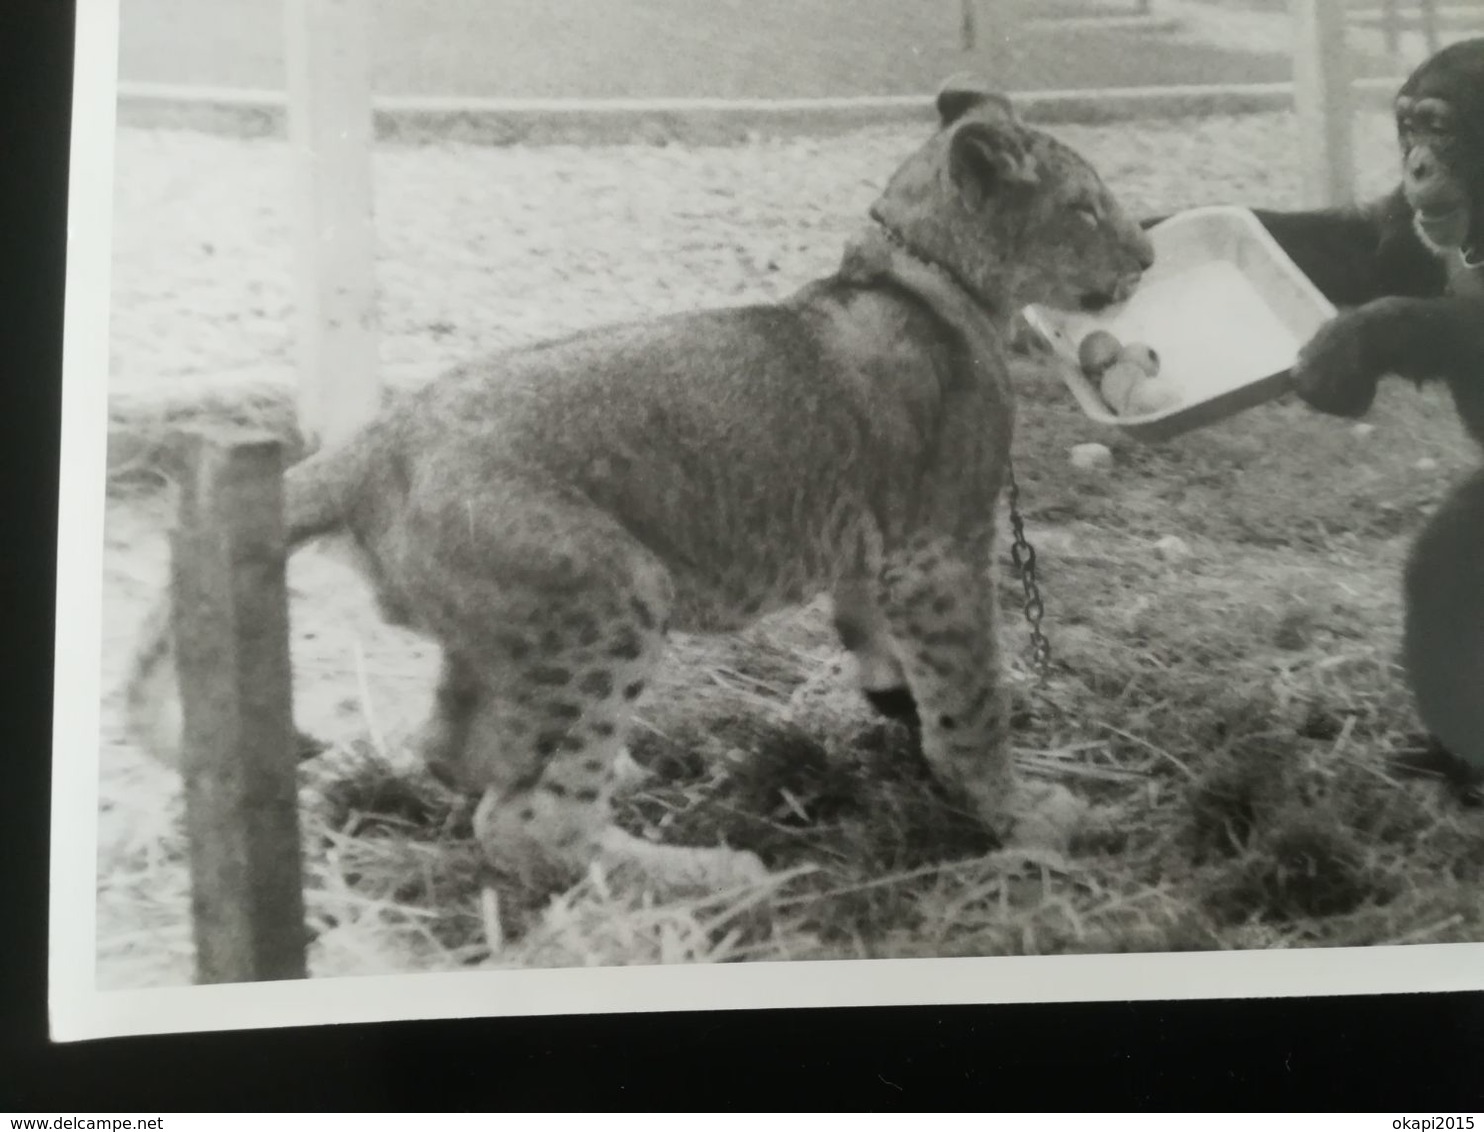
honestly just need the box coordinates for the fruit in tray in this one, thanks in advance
[1077,329,1123,376]
[1098,361,1144,413]
[1124,375,1181,415]
[1118,342,1160,377]
[1078,331,1175,416]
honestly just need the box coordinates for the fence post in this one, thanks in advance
[171,429,307,984]
[1292,0,1356,208]
[1419,0,1440,56]
[1381,0,1401,56]
[285,0,381,452]
[977,0,1014,83]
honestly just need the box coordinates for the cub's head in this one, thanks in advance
[870,76,1154,315]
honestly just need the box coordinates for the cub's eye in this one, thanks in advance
[1071,202,1100,226]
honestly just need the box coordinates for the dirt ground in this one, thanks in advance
[96,109,1484,989]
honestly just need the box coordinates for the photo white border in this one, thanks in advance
[48,0,1484,1045]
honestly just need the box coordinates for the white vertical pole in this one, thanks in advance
[1381,0,1401,57]
[1419,0,1441,56]
[285,0,381,452]
[981,0,1014,86]
[1292,0,1356,208]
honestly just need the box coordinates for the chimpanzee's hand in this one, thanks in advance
[1290,300,1405,418]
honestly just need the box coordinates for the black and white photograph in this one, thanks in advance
[48,0,1484,1042]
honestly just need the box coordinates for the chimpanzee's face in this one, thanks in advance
[1395,39,1484,258]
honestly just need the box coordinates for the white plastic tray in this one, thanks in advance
[1021,205,1337,443]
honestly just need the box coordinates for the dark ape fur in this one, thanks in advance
[1401,468,1484,798]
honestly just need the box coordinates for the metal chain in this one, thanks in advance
[1005,463,1052,686]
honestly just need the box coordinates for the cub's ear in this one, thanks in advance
[948,120,1039,209]
[936,74,1017,126]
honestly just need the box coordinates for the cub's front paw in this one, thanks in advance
[597,827,771,896]
[1291,308,1389,418]
[1000,780,1087,853]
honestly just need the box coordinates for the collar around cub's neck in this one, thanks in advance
[867,212,1001,317]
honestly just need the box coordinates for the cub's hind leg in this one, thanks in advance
[415,645,653,797]
[414,652,480,788]
[411,496,766,894]
[877,534,1082,849]
[832,574,919,735]
[462,610,767,893]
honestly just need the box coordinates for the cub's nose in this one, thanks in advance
[1110,272,1140,304]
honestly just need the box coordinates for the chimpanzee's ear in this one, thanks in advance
[948,119,1039,209]
[936,74,1018,126]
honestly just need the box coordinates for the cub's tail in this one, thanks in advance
[122,428,378,767]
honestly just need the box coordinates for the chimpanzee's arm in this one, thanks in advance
[1250,202,1440,307]
[1293,292,1484,434]
[1142,187,1448,307]
[1366,293,1484,389]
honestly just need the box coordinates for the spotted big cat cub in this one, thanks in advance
[125,77,1154,895]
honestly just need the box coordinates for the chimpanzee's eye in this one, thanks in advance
[1071,202,1100,226]
[1413,97,1454,134]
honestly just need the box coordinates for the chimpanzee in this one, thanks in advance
[1154,39,1484,795]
